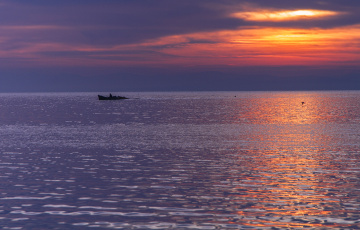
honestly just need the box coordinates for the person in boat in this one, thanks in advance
[110,93,113,98]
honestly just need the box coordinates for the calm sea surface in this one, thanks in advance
[0,91,359,229]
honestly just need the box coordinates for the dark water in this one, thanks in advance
[0,91,359,229]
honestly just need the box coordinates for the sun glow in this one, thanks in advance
[233,9,340,21]
[134,25,360,66]
[227,93,347,228]
[0,8,358,68]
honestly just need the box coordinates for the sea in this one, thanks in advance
[0,91,359,229]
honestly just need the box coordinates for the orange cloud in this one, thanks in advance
[131,25,360,66]
[1,21,359,68]
[232,9,341,21]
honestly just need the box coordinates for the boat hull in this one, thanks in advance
[98,95,129,100]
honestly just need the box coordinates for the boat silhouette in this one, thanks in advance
[98,93,129,100]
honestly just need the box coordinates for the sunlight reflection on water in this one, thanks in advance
[0,91,359,229]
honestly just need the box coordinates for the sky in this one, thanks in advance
[0,0,360,92]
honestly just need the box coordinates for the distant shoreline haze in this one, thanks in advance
[1,66,359,92]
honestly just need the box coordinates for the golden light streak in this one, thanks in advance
[232,9,340,21]
[224,93,354,228]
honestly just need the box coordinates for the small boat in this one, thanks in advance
[98,94,129,100]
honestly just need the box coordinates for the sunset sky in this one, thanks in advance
[1,0,360,92]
